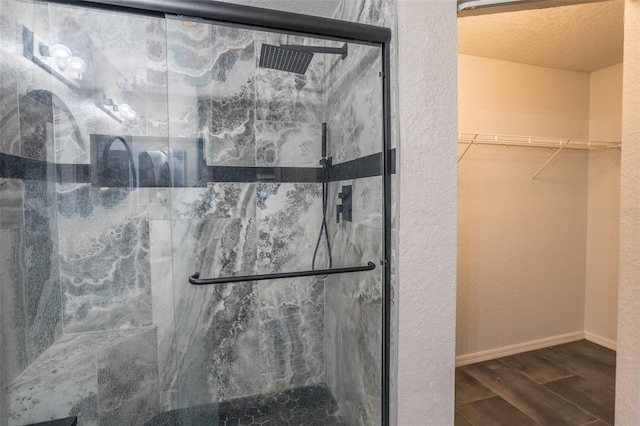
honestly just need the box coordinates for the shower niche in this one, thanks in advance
[91,135,202,188]
[0,0,392,425]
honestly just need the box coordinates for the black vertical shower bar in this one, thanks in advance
[381,41,393,426]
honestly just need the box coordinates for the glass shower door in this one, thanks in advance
[165,16,385,426]
[0,0,388,424]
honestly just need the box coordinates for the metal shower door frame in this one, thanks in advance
[43,0,394,423]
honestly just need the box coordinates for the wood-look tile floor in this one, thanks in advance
[455,340,616,426]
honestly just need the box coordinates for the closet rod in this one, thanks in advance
[458,133,621,150]
[458,133,621,180]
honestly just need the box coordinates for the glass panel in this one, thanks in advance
[165,16,384,426]
[324,41,385,426]
[1,1,171,424]
[0,0,384,423]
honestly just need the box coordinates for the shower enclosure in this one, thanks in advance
[0,0,392,424]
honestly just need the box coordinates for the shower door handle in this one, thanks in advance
[189,262,376,285]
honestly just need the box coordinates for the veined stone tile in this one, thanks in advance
[256,121,322,167]
[58,205,151,333]
[171,216,257,282]
[254,34,324,124]
[53,104,87,165]
[7,328,153,426]
[172,277,260,406]
[200,99,256,167]
[352,177,383,228]
[146,18,169,137]
[258,277,325,392]
[166,19,214,89]
[0,179,23,229]
[324,43,383,164]
[171,217,260,404]
[255,67,323,124]
[324,221,383,426]
[97,328,161,425]
[198,27,256,167]
[170,183,256,220]
[150,220,176,392]
[334,0,396,29]
[23,180,62,362]
[0,227,28,385]
[165,19,214,139]
[256,183,323,274]
[0,52,20,156]
[19,92,53,163]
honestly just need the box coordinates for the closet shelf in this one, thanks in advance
[458,133,621,151]
[458,133,622,181]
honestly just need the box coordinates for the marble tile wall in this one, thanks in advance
[0,180,62,405]
[0,180,23,229]
[0,1,394,424]
[23,180,62,360]
[57,186,151,334]
[97,329,160,425]
[0,6,66,423]
[325,177,384,425]
[0,226,28,391]
[0,51,20,156]
[164,19,329,409]
[1,2,162,424]
[170,188,259,408]
[256,184,325,392]
[323,0,396,424]
[168,182,327,407]
[325,45,383,165]
[6,327,158,426]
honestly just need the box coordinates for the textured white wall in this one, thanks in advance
[616,0,640,424]
[457,145,589,357]
[457,55,591,358]
[397,1,458,424]
[585,63,622,349]
[458,54,591,138]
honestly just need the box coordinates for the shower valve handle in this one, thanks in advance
[336,185,353,223]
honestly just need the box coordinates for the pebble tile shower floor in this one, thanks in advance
[146,384,346,426]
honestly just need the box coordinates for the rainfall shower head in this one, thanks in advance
[259,44,314,74]
[258,43,348,74]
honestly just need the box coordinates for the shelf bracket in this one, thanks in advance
[458,134,478,163]
[530,139,571,181]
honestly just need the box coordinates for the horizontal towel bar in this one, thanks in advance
[189,262,376,285]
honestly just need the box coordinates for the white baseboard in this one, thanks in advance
[456,331,585,367]
[584,331,617,351]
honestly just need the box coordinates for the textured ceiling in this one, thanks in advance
[458,0,624,72]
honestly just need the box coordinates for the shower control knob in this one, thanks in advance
[336,185,352,223]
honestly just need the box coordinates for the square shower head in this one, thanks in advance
[258,44,314,74]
